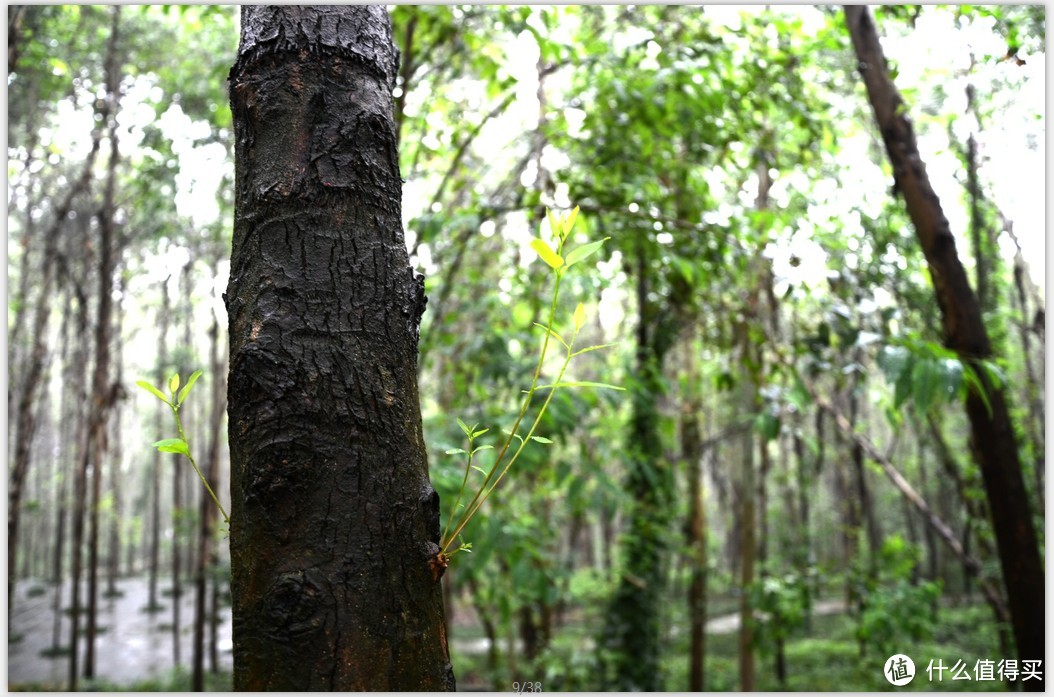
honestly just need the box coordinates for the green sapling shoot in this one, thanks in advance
[137,370,230,527]
[434,206,621,577]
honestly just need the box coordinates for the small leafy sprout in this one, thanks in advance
[438,205,623,564]
[137,370,229,526]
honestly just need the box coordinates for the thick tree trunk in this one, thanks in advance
[845,6,1044,684]
[226,6,452,690]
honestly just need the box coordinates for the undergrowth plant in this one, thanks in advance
[434,206,621,575]
[137,370,229,527]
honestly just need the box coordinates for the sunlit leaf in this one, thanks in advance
[177,369,203,406]
[530,238,564,269]
[564,237,609,269]
[136,380,170,405]
[533,322,569,349]
[571,342,619,357]
[563,205,580,235]
[538,381,625,391]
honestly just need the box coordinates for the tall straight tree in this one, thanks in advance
[844,6,1044,687]
[226,6,453,690]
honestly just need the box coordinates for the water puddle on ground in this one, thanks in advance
[7,577,232,688]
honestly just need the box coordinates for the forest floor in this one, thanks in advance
[9,578,1003,692]
[7,577,232,689]
[9,576,829,688]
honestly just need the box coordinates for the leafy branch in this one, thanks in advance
[438,206,622,563]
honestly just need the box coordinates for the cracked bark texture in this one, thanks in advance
[226,6,452,690]
[844,6,1043,687]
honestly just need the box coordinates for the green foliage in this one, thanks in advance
[749,569,814,650]
[137,370,228,527]
[439,207,619,560]
[876,339,1006,419]
[854,535,942,657]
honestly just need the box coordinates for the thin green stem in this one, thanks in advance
[171,403,230,525]
[461,348,574,529]
[441,440,475,546]
[440,271,565,555]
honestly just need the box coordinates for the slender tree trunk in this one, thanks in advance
[85,12,122,677]
[227,6,452,689]
[107,297,125,598]
[147,280,171,615]
[67,295,91,690]
[171,405,183,669]
[798,371,1010,626]
[8,100,105,616]
[848,376,881,576]
[845,7,1044,683]
[735,324,757,693]
[682,334,707,692]
[1005,223,1044,507]
[601,246,675,691]
[193,316,225,691]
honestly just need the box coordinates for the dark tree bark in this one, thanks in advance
[226,6,452,690]
[845,6,1044,685]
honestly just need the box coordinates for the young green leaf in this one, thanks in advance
[533,322,569,349]
[136,380,171,406]
[471,465,488,475]
[547,209,563,240]
[530,435,554,444]
[563,205,580,235]
[502,429,525,444]
[564,237,609,269]
[471,428,490,439]
[445,448,467,455]
[456,417,473,437]
[168,373,181,395]
[573,303,586,332]
[177,369,203,406]
[154,438,190,457]
[571,342,619,358]
[530,238,564,270]
[472,445,494,454]
[540,381,626,391]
